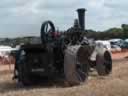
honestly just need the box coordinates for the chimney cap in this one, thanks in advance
[77,8,86,12]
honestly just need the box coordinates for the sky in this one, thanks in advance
[0,0,128,37]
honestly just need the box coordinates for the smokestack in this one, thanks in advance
[77,8,86,31]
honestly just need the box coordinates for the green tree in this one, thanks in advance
[121,24,128,39]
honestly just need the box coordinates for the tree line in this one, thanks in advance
[0,24,128,47]
[85,24,128,40]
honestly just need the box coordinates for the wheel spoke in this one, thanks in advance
[76,66,87,82]
[45,23,49,33]
[41,21,55,43]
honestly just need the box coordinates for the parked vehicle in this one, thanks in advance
[109,39,124,47]
[125,39,128,43]
[120,41,128,49]
[111,45,121,52]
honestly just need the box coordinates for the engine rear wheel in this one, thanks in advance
[96,51,112,76]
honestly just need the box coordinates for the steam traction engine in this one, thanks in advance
[13,8,112,86]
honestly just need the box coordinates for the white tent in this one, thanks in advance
[0,45,17,52]
[0,45,16,68]
[95,40,111,51]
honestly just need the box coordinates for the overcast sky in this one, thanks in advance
[0,0,128,37]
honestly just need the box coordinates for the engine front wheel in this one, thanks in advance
[96,51,112,76]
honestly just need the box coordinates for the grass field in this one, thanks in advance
[0,53,128,96]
